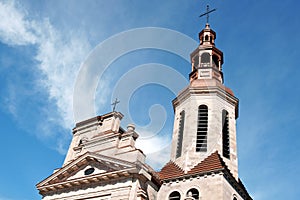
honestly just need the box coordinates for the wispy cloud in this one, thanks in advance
[0,1,190,169]
[0,1,36,45]
[34,22,91,128]
[3,83,18,118]
[146,145,171,170]
[0,0,91,152]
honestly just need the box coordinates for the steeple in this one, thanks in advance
[159,18,252,197]
[170,20,239,179]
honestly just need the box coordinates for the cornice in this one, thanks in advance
[172,84,239,118]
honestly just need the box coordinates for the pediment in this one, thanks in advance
[37,152,136,193]
[65,160,113,181]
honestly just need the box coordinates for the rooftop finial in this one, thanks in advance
[111,98,120,112]
[199,4,217,25]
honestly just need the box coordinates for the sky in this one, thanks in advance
[0,0,300,199]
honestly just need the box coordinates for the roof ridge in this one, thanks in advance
[157,151,233,181]
[157,160,185,180]
[162,160,185,173]
[170,160,184,172]
[187,151,226,175]
[156,152,252,199]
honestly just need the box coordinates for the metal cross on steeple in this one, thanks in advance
[111,98,120,112]
[199,5,217,24]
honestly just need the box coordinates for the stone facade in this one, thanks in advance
[170,82,239,178]
[158,173,243,200]
[64,112,145,165]
[157,152,251,200]
[36,112,160,200]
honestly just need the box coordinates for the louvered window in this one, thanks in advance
[222,110,230,159]
[196,105,208,152]
[176,110,185,158]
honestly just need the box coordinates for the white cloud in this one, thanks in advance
[0,1,36,45]
[136,131,170,154]
[0,1,91,145]
[135,129,172,169]
[34,20,91,129]
[146,146,171,170]
[0,1,188,170]
[4,84,18,118]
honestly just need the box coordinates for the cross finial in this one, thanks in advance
[199,4,217,24]
[111,98,120,112]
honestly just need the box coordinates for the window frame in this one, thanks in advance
[196,105,208,152]
[176,110,185,158]
[186,188,200,200]
[168,191,181,200]
[222,110,230,159]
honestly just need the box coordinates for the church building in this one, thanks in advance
[36,16,252,200]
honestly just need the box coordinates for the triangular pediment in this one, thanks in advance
[65,160,114,181]
[36,152,136,194]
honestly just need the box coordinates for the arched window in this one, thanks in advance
[193,55,199,69]
[200,53,210,67]
[187,188,199,200]
[212,54,219,69]
[169,191,181,200]
[176,110,185,158]
[233,197,238,200]
[205,35,209,41]
[196,105,208,152]
[222,110,230,159]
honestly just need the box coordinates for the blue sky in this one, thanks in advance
[0,0,300,199]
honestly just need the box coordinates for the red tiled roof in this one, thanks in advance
[225,86,234,96]
[158,161,185,180]
[158,151,226,181]
[188,151,226,175]
[157,152,252,199]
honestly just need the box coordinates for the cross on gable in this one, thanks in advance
[111,98,120,112]
[199,5,217,24]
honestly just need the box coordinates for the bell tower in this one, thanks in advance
[158,7,252,199]
[158,16,252,198]
[190,23,224,84]
[170,21,239,179]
